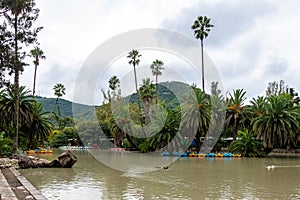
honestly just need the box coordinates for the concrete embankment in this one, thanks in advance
[0,158,47,200]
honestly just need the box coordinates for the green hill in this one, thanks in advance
[126,81,192,109]
[35,97,93,119]
[36,81,193,118]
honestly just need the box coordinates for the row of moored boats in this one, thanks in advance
[162,152,242,157]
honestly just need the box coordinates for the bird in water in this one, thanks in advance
[266,165,275,170]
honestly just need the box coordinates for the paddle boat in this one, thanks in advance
[162,151,171,156]
[26,150,35,155]
[223,153,233,157]
[215,152,224,157]
[233,153,242,157]
[189,152,199,157]
[205,152,215,157]
[35,148,53,154]
[180,152,188,157]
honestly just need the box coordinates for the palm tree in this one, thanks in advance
[147,109,180,151]
[30,46,46,97]
[53,83,66,117]
[225,89,247,140]
[191,16,214,92]
[0,85,36,150]
[181,88,211,152]
[4,0,28,154]
[3,0,41,154]
[249,96,267,117]
[0,85,35,129]
[127,50,143,127]
[253,95,299,150]
[139,78,155,125]
[150,59,164,105]
[108,75,120,101]
[109,103,138,149]
[21,102,53,149]
[229,130,265,157]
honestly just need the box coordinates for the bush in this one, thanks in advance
[0,138,14,157]
[229,130,265,157]
[50,131,69,148]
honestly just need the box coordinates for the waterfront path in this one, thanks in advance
[0,168,17,200]
[0,168,47,200]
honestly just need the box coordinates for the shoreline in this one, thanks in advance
[0,166,47,200]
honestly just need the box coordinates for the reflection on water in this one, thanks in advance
[20,150,300,199]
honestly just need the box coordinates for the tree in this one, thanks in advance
[30,46,45,96]
[150,109,180,151]
[139,78,155,125]
[0,22,12,88]
[253,95,299,150]
[0,85,36,150]
[108,75,120,101]
[127,50,144,128]
[21,102,53,149]
[150,59,164,105]
[0,85,35,132]
[1,0,42,154]
[225,89,247,140]
[229,130,265,157]
[191,16,214,92]
[53,83,66,117]
[181,88,211,152]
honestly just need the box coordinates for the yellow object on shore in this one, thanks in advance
[26,150,35,154]
[26,149,53,154]
[36,149,53,154]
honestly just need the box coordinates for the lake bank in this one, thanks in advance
[0,166,46,200]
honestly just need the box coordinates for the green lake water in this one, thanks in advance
[20,150,300,199]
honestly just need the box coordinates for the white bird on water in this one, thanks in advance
[266,165,275,170]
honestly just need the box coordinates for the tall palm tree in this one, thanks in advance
[225,89,247,140]
[53,83,66,117]
[191,16,214,92]
[2,0,41,154]
[127,50,143,127]
[253,95,299,150]
[139,78,155,125]
[150,59,164,105]
[4,0,28,154]
[30,46,45,97]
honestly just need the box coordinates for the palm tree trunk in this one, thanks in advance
[155,75,158,105]
[133,65,144,135]
[233,114,237,140]
[195,131,201,152]
[144,97,152,125]
[13,14,19,154]
[32,63,37,96]
[201,39,205,92]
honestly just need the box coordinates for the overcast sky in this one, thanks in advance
[19,0,300,105]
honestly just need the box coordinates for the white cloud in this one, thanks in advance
[17,0,300,104]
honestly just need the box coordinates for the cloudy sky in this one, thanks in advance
[19,0,300,105]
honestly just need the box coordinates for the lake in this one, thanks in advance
[20,150,300,199]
